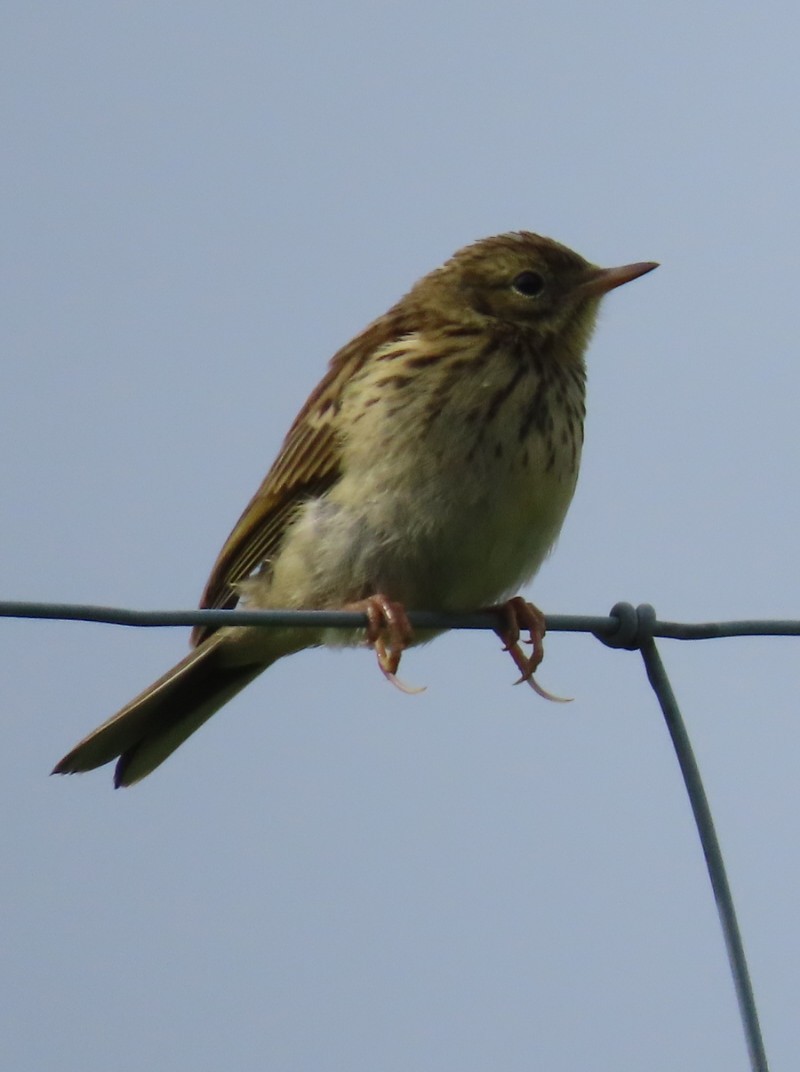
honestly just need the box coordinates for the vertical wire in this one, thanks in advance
[639,635,769,1072]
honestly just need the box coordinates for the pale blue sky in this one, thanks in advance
[3,4,799,1069]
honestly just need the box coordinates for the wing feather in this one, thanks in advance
[191,307,411,644]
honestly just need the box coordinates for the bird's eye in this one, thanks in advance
[511,270,546,297]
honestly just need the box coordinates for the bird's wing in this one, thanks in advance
[191,310,409,645]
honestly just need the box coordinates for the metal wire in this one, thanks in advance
[2,599,800,640]
[3,597,783,1071]
[630,607,769,1072]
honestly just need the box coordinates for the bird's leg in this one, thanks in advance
[489,596,570,702]
[346,594,424,694]
[492,596,545,680]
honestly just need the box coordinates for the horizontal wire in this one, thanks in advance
[2,599,800,640]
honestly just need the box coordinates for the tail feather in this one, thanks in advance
[52,634,269,787]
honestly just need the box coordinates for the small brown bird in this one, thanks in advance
[53,232,656,787]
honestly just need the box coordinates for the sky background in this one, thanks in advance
[3,3,799,1069]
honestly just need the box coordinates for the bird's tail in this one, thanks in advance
[52,632,273,787]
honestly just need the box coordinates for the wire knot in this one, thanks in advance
[594,602,657,651]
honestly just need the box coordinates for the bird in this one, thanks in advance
[53,231,657,787]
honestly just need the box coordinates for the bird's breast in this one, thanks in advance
[329,340,586,609]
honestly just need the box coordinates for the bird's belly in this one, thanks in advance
[411,459,577,609]
[277,435,580,612]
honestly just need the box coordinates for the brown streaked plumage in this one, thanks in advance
[53,231,657,787]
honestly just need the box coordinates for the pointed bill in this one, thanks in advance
[580,260,659,298]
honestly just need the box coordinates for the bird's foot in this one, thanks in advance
[347,594,425,694]
[489,596,570,703]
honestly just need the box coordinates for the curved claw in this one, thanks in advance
[347,593,424,692]
[382,670,427,695]
[514,674,572,703]
[489,595,570,703]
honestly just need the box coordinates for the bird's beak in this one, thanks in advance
[579,260,659,298]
